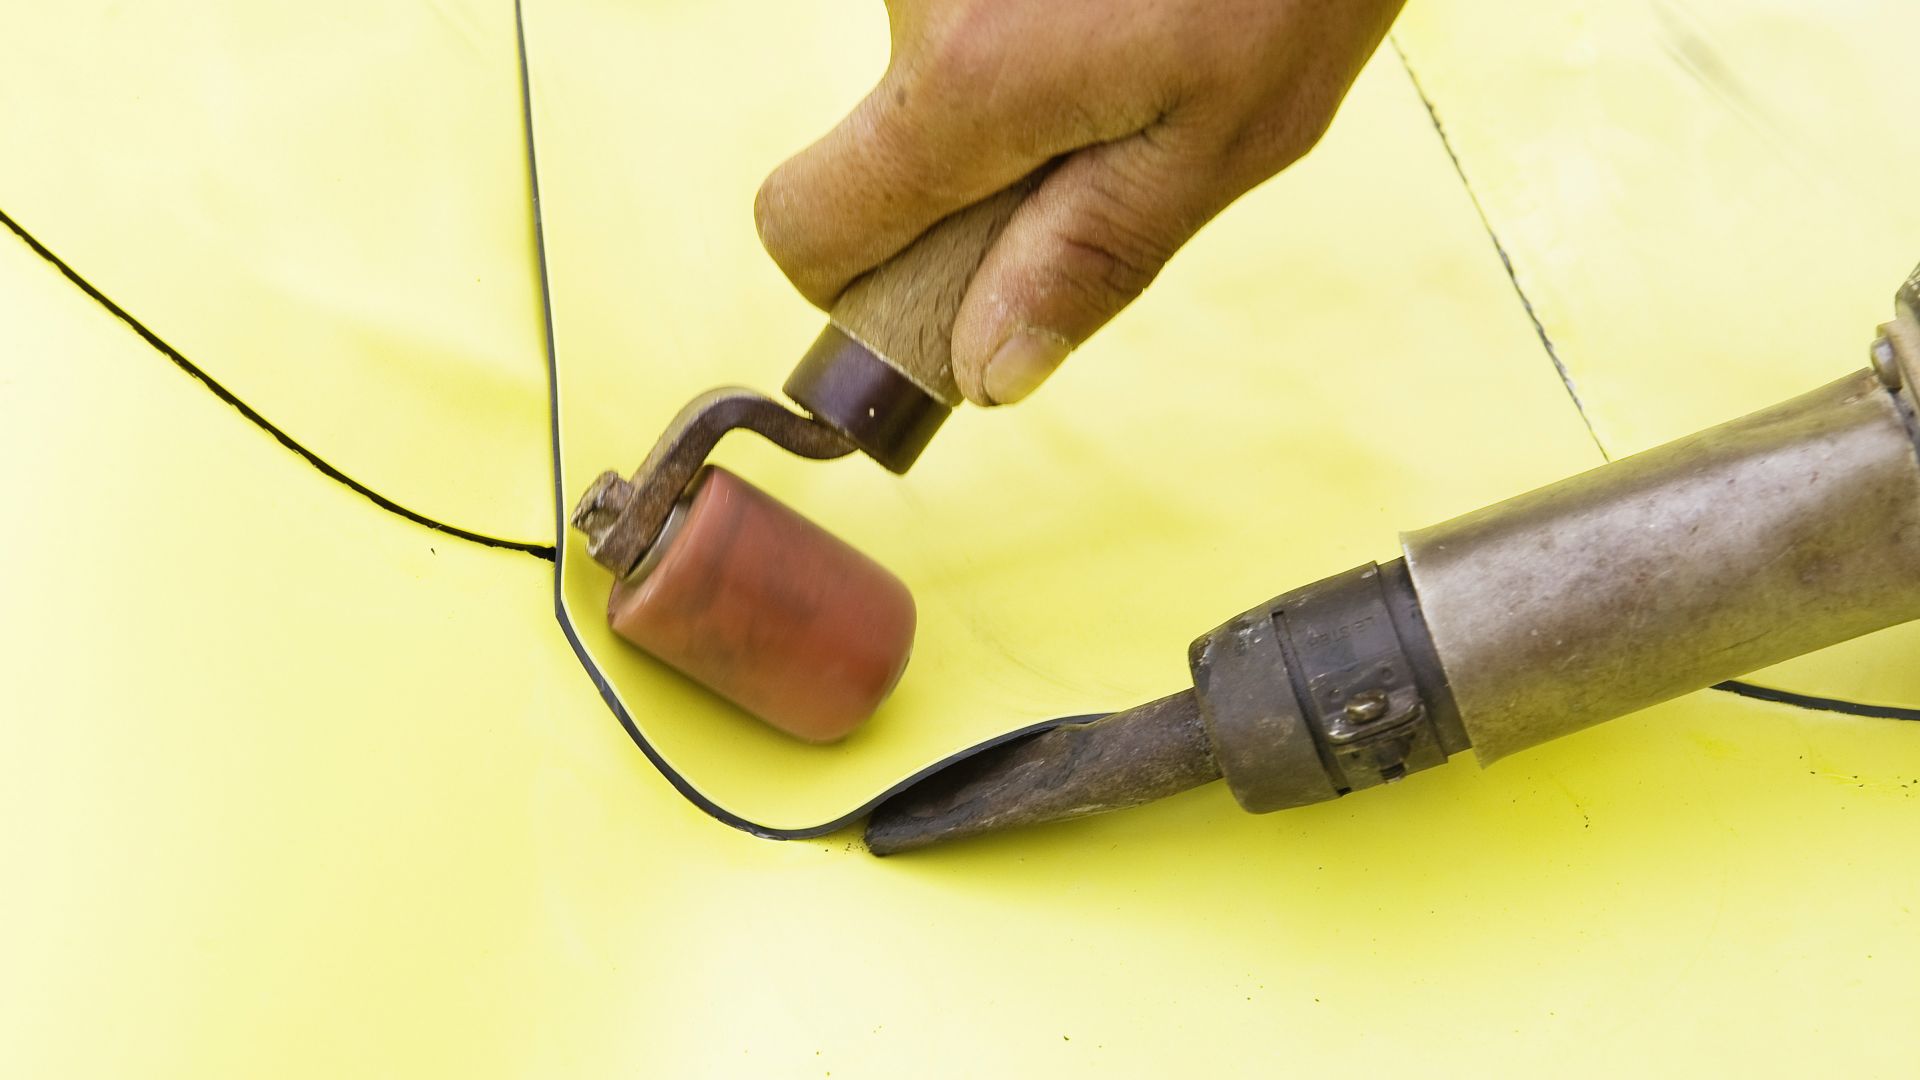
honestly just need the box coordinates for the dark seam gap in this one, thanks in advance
[512,0,1101,839]
[0,204,556,560]
[1392,39,1917,725]
[1390,38,1610,462]
[1714,680,1920,721]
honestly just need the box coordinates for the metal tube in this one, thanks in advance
[1403,367,1920,764]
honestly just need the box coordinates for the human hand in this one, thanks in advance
[755,0,1405,405]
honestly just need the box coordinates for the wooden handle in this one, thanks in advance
[828,176,1039,406]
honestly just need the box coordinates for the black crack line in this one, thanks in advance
[1714,680,1920,722]
[512,0,1101,840]
[0,204,556,561]
[1391,39,1610,462]
[1393,39,1917,726]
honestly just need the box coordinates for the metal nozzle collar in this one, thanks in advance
[1188,560,1466,814]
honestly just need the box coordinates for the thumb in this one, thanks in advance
[950,135,1231,406]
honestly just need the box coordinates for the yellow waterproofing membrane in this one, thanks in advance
[4,0,1919,1075]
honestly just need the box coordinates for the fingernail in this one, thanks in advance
[983,327,1071,405]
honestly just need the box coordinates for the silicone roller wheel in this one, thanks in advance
[605,465,916,743]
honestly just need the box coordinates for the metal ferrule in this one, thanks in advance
[784,324,951,474]
[1190,560,1467,813]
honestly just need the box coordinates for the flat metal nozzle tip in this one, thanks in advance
[863,689,1221,856]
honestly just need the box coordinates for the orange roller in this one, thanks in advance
[606,466,914,742]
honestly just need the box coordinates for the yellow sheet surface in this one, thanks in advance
[1394,0,1920,708]
[530,0,1603,828]
[0,0,552,545]
[11,190,1920,1074]
[9,222,1920,1075]
[7,1,1920,1075]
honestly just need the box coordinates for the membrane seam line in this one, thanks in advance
[1391,38,1610,462]
[1714,679,1920,722]
[0,204,555,560]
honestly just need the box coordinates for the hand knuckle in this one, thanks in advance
[752,178,781,245]
[1232,73,1349,170]
[1056,194,1178,307]
[911,4,1006,93]
[752,175,801,265]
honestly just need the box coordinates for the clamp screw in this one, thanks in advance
[1343,689,1390,723]
[571,470,638,556]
